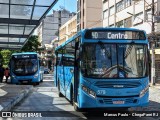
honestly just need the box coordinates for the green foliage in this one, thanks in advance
[21,35,41,52]
[0,35,41,67]
[0,49,21,67]
[0,52,3,66]
[0,50,12,67]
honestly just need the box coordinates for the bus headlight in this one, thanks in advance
[81,84,96,98]
[34,73,38,78]
[139,86,149,98]
[12,75,16,79]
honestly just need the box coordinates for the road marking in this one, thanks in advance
[0,89,7,96]
[0,84,5,88]
[0,105,3,111]
[43,80,54,82]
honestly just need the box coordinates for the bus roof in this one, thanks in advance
[55,27,147,51]
[12,52,38,56]
[85,27,146,32]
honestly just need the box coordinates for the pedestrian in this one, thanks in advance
[4,67,10,83]
[0,64,5,83]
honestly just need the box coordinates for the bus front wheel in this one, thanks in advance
[73,102,80,112]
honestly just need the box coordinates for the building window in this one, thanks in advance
[124,17,132,27]
[109,6,115,16]
[77,0,80,11]
[116,20,124,28]
[125,0,132,8]
[103,0,108,4]
[77,12,80,24]
[155,38,160,48]
[77,24,81,32]
[109,24,114,27]
[103,9,108,19]
[116,0,124,12]
[145,9,152,22]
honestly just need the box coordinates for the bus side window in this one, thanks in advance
[39,60,41,66]
[59,56,63,66]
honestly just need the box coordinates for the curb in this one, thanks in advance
[1,86,33,111]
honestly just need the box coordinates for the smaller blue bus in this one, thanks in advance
[10,52,43,85]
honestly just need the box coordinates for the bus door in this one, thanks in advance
[54,53,58,87]
[61,55,66,95]
[63,41,75,99]
[58,55,65,95]
[63,56,74,98]
[74,38,80,102]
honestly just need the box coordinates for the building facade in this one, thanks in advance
[77,0,103,31]
[59,15,77,45]
[37,9,76,69]
[102,0,160,82]
[37,9,76,46]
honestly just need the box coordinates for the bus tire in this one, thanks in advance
[70,86,81,112]
[73,102,80,112]
[70,85,73,104]
[58,81,63,97]
[36,82,39,85]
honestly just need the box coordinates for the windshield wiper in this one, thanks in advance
[98,41,111,59]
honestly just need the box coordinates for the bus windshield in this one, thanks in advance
[11,58,38,76]
[81,43,148,78]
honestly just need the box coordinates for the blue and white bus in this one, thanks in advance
[54,27,149,111]
[10,52,43,85]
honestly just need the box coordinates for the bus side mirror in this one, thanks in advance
[75,42,80,50]
[79,47,82,57]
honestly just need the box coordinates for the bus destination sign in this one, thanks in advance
[85,30,146,40]
[12,54,37,59]
[92,32,128,39]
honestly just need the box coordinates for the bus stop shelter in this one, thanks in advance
[0,0,58,49]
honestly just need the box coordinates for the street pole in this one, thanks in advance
[151,0,155,85]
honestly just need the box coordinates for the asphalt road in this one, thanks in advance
[9,74,159,120]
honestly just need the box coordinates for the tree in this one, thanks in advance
[0,50,12,67]
[0,52,3,66]
[0,49,21,67]
[21,35,41,52]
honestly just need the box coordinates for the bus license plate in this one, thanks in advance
[113,101,124,104]
[22,81,28,83]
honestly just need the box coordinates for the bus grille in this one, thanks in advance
[102,98,137,104]
[94,81,141,88]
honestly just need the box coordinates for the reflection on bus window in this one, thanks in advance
[12,59,38,75]
[82,43,148,78]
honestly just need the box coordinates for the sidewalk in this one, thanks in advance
[129,83,160,111]
[150,82,160,90]
[0,82,33,111]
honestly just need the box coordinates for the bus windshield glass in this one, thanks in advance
[81,43,148,78]
[11,57,38,76]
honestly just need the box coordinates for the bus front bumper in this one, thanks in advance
[11,75,39,84]
[78,90,149,109]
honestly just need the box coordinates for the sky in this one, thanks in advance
[48,0,77,14]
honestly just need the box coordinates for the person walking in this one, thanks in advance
[0,64,5,83]
[4,67,9,83]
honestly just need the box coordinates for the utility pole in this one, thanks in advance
[151,0,155,85]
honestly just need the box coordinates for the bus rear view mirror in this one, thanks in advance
[70,68,74,73]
